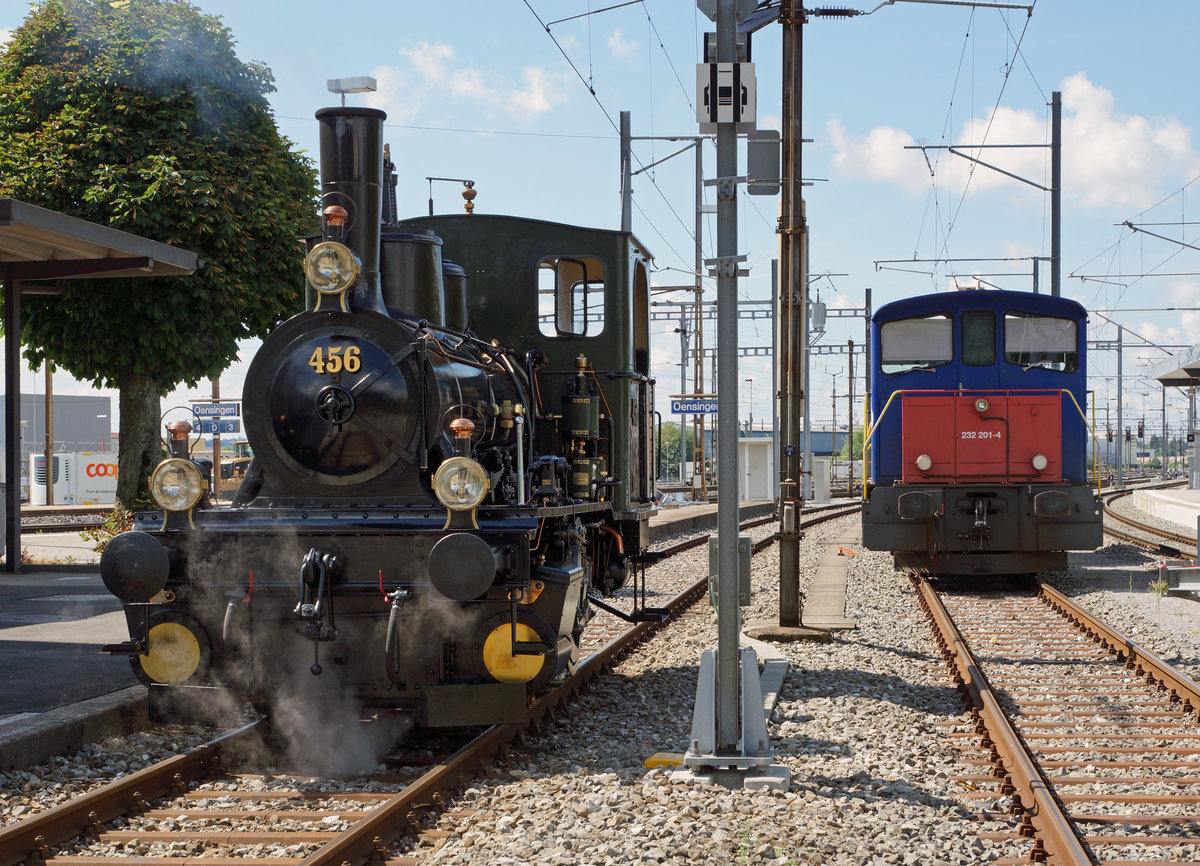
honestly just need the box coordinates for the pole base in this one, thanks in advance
[744,620,832,643]
[681,645,788,792]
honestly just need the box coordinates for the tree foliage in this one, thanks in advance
[0,0,317,504]
[838,428,865,460]
[657,422,698,483]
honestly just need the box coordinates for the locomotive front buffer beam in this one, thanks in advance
[862,484,1102,575]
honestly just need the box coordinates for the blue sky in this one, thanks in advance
[4,0,1200,444]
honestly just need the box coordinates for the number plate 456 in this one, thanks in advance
[308,345,361,374]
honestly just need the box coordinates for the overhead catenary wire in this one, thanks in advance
[521,0,710,272]
[932,8,1034,272]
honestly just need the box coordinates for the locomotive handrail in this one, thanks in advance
[1059,387,1101,495]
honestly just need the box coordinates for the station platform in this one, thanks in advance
[648,499,775,540]
[0,569,142,771]
[1132,487,1200,531]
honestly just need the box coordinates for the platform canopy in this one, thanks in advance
[0,198,199,280]
[1,198,200,573]
[1149,344,1200,388]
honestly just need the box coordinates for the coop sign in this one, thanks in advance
[671,398,719,414]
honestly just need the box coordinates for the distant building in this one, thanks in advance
[0,395,113,453]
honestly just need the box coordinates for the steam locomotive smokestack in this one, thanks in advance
[315,106,387,315]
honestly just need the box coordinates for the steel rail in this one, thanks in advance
[1039,581,1200,713]
[913,575,1092,865]
[0,721,261,866]
[1102,488,1197,556]
[652,501,859,559]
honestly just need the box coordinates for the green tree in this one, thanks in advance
[657,423,695,483]
[0,0,317,506]
[838,428,865,460]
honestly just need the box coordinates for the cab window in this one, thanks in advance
[537,256,605,337]
[880,313,952,374]
[1004,311,1077,372]
[962,310,995,366]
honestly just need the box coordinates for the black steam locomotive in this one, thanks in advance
[100,106,658,726]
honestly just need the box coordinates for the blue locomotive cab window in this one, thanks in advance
[1004,311,1077,373]
[880,313,952,374]
[962,310,995,366]
[538,256,605,337]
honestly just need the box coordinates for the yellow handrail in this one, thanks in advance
[1060,388,1100,495]
[862,393,871,501]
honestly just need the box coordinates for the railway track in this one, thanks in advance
[916,574,1200,865]
[0,503,859,866]
[1102,485,1197,559]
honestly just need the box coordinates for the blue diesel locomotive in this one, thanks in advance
[861,289,1102,575]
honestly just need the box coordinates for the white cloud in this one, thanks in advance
[607,28,638,60]
[0,28,12,52]
[366,41,568,123]
[828,73,1200,211]
[827,119,928,193]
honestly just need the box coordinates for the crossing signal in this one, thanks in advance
[1137,420,1144,439]
[1125,427,1131,442]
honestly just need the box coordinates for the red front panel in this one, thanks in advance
[954,395,1009,477]
[1006,394,1061,481]
[901,392,1062,483]
[901,395,957,481]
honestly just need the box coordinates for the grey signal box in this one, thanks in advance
[709,535,751,606]
[747,130,780,196]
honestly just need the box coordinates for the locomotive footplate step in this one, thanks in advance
[586,594,669,623]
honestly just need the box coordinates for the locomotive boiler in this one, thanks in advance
[861,289,1102,575]
[100,106,658,726]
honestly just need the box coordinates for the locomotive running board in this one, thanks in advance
[586,594,669,623]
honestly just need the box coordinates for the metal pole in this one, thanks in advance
[4,278,20,572]
[211,379,221,502]
[771,259,779,499]
[777,0,805,628]
[1116,326,1124,485]
[1105,403,1110,478]
[847,340,854,495]
[802,230,811,500]
[714,0,741,753]
[620,111,632,234]
[1051,91,1062,297]
[691,138,704,489]
[694,139,707,501]
[679,311,688,484]
[43,364,53,506]
[1162,385,1168,480]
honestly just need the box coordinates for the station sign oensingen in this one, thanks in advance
[192,402,240,418]
[670,398,718,414]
